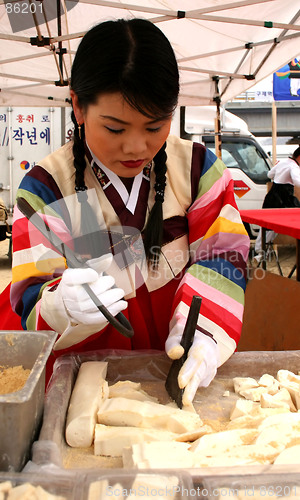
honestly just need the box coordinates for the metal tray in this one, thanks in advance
[0,330,57,471]
[31,349,300,479]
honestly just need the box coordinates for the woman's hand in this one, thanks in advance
[166,323,219,406]
[58,266,127,326]
[40,253,128,348]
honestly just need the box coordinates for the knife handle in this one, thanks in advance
[180,295,202,359]
[81,282,134,338]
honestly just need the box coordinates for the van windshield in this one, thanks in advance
[204,137,270,185]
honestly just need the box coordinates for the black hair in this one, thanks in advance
[292,146,300,160]
[70,18,179,266]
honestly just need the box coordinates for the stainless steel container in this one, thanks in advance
[0,330,57,471]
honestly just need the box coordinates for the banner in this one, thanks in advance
[273,58,300,101]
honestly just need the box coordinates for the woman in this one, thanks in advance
[263,146,300,209]
[10,18,249,405]
[254,146,300,260]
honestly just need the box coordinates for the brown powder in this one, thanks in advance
[63,445,122,469]
[241,430,258,445]
[202,418,228,432]
[0,365,31,394]
[4,334,15,346]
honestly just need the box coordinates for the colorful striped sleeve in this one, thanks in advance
[11,166,70,329]
[171,146,250,365]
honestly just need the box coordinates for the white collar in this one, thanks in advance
[88,146,143,215]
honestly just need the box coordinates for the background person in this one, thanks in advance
[254,146,300,261]
[9,18,249,405]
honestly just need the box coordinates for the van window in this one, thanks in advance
[204,138,270,185]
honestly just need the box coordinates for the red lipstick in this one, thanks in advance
[120,160,144,168]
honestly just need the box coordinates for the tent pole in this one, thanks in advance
[213,77,222,159]
[61,107,66,146]
[272,100,277,165]
[215,102,222,159]
[57,0,62,75]
[56,0,66,85]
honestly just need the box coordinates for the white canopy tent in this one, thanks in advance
[0,0,299,108]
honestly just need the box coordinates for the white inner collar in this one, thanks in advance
[88,147,143,215]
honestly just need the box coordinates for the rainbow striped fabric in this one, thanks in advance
[172,145,250,365]
[10,136,250,365]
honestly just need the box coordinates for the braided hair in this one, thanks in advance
[71,109,86,192]
[143,142,167,267]
[70,18,179,266]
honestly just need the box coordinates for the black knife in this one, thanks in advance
[165,295,202,408]
[16,196,134,339]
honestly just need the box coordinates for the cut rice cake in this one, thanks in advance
[217,444,279,466]
[97,397,203,433]
[227,407,289,430]
[122,441,195,469]
[31,486,67,500]
[0,482,12,494]
[277,370,300,385]
[257,412,300,432]
[260,393,290,411]
[192,443,279,467]
[258,373,279,388]
[257,374,280,394]
[233,377,259,393]
[273,444,300,465]
[277,370,300,410]
[127,474,179,500]
[6,483,36,500]
[108,381,159,403]
[227,414,266,430]
[189,428,257,455]
[260,389,296,412]
[6,483,66,499]
[88,480,109,500]
[230,399,259,420]
[255,423,300,452]
[110,381,141,392]
[94,425,176,457]
[174,425,213,442]
[239,386,270,402]
[88,480,125,500]
[65,361,108,447]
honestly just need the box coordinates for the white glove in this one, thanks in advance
[57,264,127,327]
[166,322,219,406]
[40,253,128,349]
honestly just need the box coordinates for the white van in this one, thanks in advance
[171,106,273,238]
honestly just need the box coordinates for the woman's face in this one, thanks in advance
[71,91,172,178]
